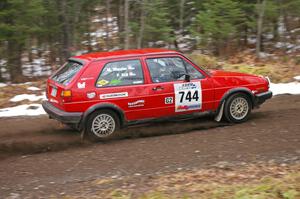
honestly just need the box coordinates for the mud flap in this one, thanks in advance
[80,130,85,140]
[214,101,225,122]
[80,128,87,141]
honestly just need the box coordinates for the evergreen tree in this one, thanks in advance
[190,0,245,55]
[129,0,173,48]
[142,0,173,47]
[0,0,299,81]
[0,0,45,82]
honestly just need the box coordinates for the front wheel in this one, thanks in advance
[224,93,251,123]
[85,110,120,141]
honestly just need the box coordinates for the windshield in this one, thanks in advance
[52,61,83,85]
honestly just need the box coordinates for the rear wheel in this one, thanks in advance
[224,93,251,123]
[85,110,120,141]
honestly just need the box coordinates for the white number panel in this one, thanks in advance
[174,82,202,112]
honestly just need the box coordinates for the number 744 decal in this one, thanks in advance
[174,82,202,112]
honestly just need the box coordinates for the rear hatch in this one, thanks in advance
[47,60,84,109]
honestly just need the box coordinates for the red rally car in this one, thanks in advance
[42,49,272,141]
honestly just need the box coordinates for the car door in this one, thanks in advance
[143,55,214,118]
[93,58,152,121]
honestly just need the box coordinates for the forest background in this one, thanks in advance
[0,0,299,83]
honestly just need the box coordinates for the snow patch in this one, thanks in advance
[0,83,7,87]
[22,58,52,77]
[247,37,256,44]
[258,52,272,59]
[294,76,300,81]
[27,86,41,91]
[11,82,33,86]
[10,93,46,102]
[270,82,300,96]
[0,104,45,117]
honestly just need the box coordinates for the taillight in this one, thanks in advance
[61,90,72,102]
[61,90,72,97]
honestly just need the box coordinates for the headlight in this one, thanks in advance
[259,75,270,85]
[265,76,271,84]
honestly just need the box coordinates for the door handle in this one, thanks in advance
[152,86,164,91]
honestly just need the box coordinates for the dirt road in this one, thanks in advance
[0,95,299,197]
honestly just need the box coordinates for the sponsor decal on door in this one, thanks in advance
[128,100,145,108]
[100,92,128,99]
[174,82,202,112]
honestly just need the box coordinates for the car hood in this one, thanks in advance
[209,69,257,77]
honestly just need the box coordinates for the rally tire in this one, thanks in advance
[224,93,251,123]
[85,110,120,141]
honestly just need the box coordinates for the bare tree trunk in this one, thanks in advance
[0,41,3,82]
[243,25,248,47]
[86,9,93,53]
[256,0,266,58]
[124,0,130,49]
[70,1,84,52]
[27,37,33,63]
[105,0,111,50]
[117,0,124,47]
[27,37,34,76]
[49,43,57,72]
[0,68,3,82]
[137,0,146,48]
[7,40,24,82]
[58,0,71,60]
[179,0,185,32]
[0,50,3,81]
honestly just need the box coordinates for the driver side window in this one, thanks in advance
[146,57,204,83]
[146,57,186,83]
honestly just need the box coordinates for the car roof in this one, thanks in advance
[72,48,179,62]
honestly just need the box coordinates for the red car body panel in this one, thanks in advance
[44,49,271,125]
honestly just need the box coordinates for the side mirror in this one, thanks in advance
[185,74,191,82]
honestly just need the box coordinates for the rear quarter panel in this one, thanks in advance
[63,60,103,112]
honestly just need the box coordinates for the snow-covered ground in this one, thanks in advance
[22,58,52,77]
[9,93,46,102]
[0,92,47,117]
[0,77,300,118]
[270,82,300,96]
[0,104,45,117]
[294,76,300,81]
[1,58,53,80]
[0,83,7,87]
[27,86,41,91]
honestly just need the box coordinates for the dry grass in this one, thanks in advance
[0,81,45,108]
[186,52,300,83]
[63,163,300,199]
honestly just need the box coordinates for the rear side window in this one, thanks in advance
[52,61,83,85]
[96,60,144,87]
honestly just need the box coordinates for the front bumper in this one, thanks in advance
[254,91,273,107]
[42,101,82,124]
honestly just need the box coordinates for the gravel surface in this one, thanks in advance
[0,95,299,198]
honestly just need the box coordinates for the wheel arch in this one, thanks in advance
[216,87,255,115]
[79,103,126,131]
